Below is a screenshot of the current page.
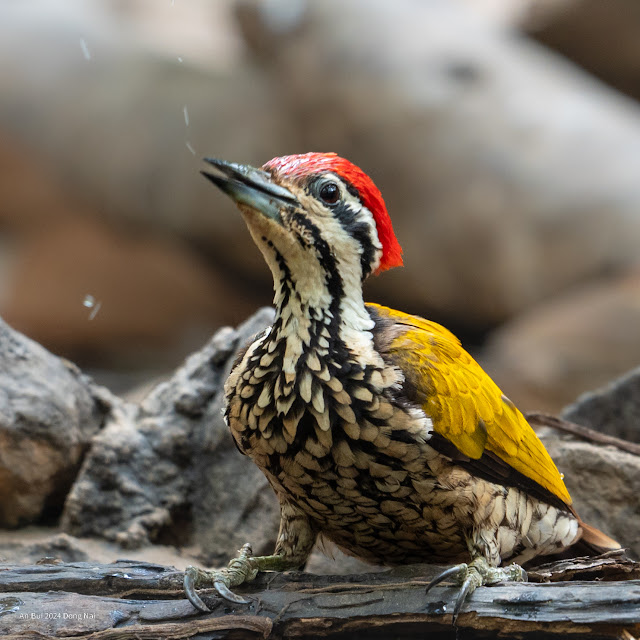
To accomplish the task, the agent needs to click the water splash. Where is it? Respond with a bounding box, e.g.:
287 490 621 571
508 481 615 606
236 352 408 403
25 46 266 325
0 597 23 616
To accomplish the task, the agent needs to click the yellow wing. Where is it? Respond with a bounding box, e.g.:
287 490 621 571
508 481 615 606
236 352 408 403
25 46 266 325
368 303 572 505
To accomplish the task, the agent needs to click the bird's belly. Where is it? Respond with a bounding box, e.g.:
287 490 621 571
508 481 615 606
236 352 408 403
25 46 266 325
261 449 579 567
263 451 476 565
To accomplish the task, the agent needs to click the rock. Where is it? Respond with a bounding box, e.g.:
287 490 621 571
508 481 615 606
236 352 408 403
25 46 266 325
236 0 640 327
0 526 194 569
0 532 89 565
482 268 640 413
525 0 640 102
0 316 108 527
535 363 640 559
541 435 640 559
562 367 640 443
61 307 280 561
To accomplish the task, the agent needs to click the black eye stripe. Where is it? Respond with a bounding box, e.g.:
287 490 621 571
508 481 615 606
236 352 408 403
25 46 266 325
332 202 377 280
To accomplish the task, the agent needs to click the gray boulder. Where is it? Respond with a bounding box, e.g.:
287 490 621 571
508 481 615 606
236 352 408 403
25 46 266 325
562 366 640 444
0 317 107 527
532 365 640 560
61 308 280 562
542 435 640 559
482 268 640 414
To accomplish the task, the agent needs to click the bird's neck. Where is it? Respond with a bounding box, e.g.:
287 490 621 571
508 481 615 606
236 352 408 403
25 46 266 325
268 269 381 374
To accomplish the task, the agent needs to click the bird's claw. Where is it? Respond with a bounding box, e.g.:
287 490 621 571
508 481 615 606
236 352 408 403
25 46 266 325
424 563 468 595
213 578 250 605
425 558 527 624
184 543 255 612
183 566 214 612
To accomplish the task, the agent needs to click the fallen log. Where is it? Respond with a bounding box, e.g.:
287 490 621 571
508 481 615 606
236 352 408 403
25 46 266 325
1 554 638 639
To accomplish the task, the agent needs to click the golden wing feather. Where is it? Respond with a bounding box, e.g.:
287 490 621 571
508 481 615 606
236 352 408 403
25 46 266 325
369 303 572 505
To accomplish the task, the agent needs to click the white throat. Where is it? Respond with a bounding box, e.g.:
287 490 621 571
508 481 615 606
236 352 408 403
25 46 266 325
269 254 382 375
242 203 385 373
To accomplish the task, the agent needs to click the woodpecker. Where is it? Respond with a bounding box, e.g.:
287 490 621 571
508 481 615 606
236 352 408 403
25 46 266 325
184 152 620 620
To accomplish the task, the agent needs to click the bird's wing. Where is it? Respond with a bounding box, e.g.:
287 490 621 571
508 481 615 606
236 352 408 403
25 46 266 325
367 303 572 506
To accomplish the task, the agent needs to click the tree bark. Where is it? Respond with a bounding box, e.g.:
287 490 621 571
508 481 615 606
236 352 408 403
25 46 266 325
1 554 639 639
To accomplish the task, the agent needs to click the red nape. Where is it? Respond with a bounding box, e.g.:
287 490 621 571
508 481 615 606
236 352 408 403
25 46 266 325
263 152 403 274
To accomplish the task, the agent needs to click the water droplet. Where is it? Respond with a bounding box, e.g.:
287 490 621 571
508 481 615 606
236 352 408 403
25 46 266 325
83 294 101 320
186 141 196 155
80 38 91 61
183 105 189 127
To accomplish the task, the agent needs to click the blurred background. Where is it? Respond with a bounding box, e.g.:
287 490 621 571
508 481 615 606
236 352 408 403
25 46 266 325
1 0 639 412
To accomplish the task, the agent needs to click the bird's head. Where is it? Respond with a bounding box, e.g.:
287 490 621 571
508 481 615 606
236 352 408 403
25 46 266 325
202 152 403 311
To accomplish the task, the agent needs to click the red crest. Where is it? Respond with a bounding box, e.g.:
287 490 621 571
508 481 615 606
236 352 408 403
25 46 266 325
263 153 403 274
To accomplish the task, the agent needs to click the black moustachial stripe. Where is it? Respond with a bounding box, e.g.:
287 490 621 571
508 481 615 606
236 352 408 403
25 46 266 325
289 211 344 310
306 175 378 280
332 200 377 280
266 211 351 376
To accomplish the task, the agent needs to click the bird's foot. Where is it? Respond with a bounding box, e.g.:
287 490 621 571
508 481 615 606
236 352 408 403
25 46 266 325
184 543 258 612
425 557 527 624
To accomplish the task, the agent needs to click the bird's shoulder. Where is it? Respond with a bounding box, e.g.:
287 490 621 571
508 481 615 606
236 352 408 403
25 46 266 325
366 302 572 506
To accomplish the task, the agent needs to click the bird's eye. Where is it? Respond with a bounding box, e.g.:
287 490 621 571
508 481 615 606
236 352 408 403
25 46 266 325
319 181 340 205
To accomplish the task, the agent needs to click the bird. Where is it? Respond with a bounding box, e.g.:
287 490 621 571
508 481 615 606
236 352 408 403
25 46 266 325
184 152 620 621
